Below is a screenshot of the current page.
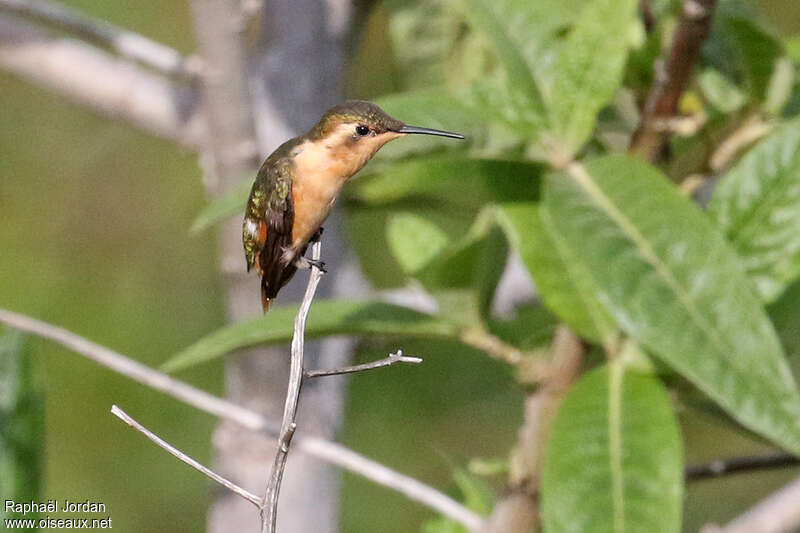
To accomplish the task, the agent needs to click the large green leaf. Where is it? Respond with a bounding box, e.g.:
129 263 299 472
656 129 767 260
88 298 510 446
385 0 456 90
546 0 639 161
387 213 451 274
376 90 486 159
722 16 783 101
461 0 546 121
546 155 800 453
709 117 800 302
161 300 458 373
541 361 683 533
497 203 616 344
353 158 542 205
345 201 479 289
415 211 510 323
350 157 541 291
387 210 510 325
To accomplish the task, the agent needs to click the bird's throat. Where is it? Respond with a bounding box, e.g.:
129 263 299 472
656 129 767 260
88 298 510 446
290 129 401 250
289 139 357 249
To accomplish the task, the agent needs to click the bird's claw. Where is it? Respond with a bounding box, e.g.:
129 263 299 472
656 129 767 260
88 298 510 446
307 259 327 273
295 256 327 273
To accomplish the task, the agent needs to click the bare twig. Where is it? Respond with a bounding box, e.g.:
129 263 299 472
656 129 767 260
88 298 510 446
709 115 773 171
0 309 266 430
0 0 202 78
0 15 206 150
304 349 422 378
686 452 800 482
0 308 484 531
701 474 800 533
263 240 324 532
300 435 482 531
111 405 261 507
630 0 718 161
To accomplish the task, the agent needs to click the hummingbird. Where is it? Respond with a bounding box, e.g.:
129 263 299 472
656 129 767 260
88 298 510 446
243 100 465 311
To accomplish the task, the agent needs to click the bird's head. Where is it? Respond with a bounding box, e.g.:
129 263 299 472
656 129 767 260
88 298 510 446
306 100 464 173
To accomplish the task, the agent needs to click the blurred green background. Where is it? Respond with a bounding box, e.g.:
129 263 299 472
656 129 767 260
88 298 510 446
1 1 799 531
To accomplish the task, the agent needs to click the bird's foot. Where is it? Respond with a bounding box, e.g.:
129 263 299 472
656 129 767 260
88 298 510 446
307 258 327 272
295 256 327 273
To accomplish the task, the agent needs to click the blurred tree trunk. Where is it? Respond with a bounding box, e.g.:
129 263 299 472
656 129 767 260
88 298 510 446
190 1 365 531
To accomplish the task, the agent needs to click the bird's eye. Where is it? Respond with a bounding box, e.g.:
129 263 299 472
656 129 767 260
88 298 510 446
355 125 370 136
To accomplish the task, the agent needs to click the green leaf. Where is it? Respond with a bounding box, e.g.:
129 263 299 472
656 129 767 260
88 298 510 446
414 211 510 323
190 180 250 234
453 468 495 515
353 158 542 205
385 0 455 90
546 155 800 453
764 58 795 116
787 36 800 62
723 16 783 101
385 209 510 325
487 302 559 351
705 11 783 104
709 117 800 302
541 361 683 533
348 158 541 290
421 466 494 533
496 203 617 344
161 300 457 373
422 517 466 533
376 90 485 159
387 213 451 274
346 202 478 289
768 278 800 369
546 0 639 161
698 69 747 113
0 329 43 522
472 225 509 320
461 0 546 121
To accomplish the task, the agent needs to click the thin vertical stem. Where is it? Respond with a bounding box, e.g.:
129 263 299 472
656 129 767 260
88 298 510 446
262 240 324 532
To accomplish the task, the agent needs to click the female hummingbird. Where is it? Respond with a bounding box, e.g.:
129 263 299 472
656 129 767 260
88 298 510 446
243 100 464 311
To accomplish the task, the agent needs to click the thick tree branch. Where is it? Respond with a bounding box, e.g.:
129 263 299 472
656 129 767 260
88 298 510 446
630 0 717 161
0 14 205 150
686 452 800 482
0 308 484 531
0 0 202 78
111 405 262 507
490 325 585 533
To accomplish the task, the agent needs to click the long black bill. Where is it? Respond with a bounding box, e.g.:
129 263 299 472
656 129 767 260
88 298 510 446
397 125 465 139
